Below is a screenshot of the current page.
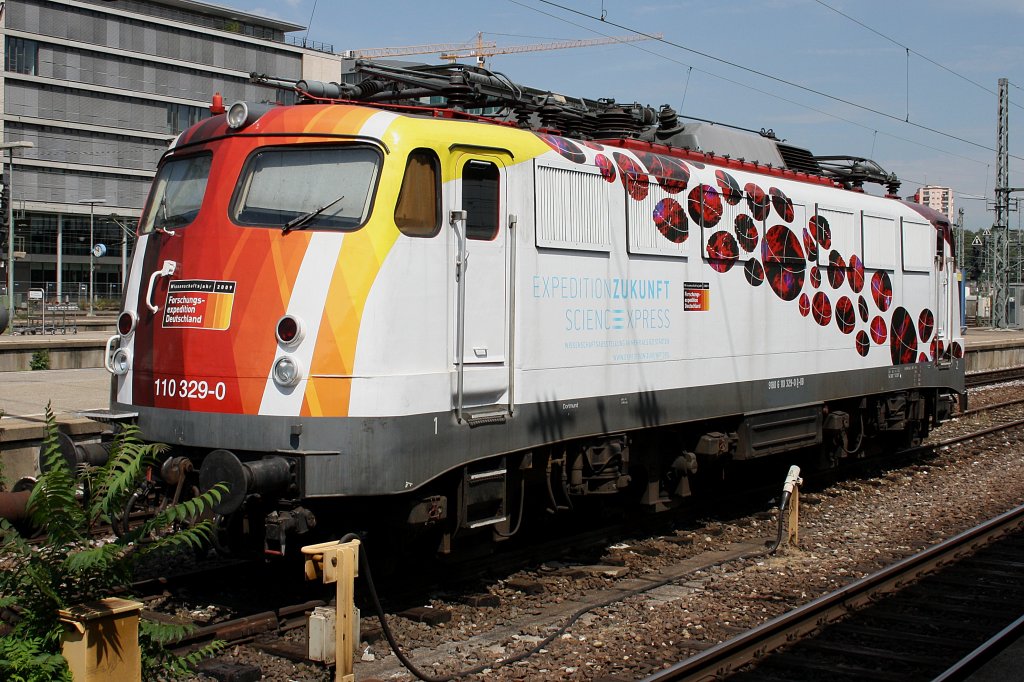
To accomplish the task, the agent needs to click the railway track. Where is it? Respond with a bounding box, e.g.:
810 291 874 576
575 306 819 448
148 409 1024 681
6 375 1022 679
641 503 1024 682
636 410 1024 682
965 364 1024 388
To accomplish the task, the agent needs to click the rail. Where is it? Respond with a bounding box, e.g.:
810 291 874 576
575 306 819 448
965 365 1024 387
642 503 1024 681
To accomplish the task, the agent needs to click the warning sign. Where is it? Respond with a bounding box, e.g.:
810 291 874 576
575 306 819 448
162 279 236 330
684 281 710 312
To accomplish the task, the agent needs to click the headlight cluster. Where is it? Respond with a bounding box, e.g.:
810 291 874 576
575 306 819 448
272 314 305 387
107 311 138 375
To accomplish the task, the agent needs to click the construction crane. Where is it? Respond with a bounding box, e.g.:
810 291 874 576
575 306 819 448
341 32 661 67
341 40 498 60
442 32 661 67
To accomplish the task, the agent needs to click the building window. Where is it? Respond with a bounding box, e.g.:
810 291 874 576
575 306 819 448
5 37 38 75
167 103 204 133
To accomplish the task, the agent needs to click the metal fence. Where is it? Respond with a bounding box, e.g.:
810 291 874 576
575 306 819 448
2 280 123 312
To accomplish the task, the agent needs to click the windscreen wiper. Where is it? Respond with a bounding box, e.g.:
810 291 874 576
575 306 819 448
281 194 345 235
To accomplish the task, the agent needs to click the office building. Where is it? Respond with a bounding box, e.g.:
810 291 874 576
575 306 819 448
2 0 341 307
915 185 954 219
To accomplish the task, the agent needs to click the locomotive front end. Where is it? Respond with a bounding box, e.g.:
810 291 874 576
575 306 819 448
106 102 393 551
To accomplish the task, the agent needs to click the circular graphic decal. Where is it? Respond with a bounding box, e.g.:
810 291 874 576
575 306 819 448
614 152 649 201
761 225 806 301
658 156 691 194
770 187 794 222
539 134 586 163
744 259 765 286
798 293 811 317
856 330 870 356
858 296 869 322
734 214 759 252
745 182 770 221
688 184 724 228
637 152 689 193
918 309 934 342
889 307 917 365
848 254 865 293
812 291 832 326
931 338 945 361
870 316 887 345
827 251 847 289
871 271 893 312
715 170 743 206
810 215 831 249
802 227 818 263
654 198 688 243
835 296 855 334
595 154 616 183
706 231 739 272
810 265 821 289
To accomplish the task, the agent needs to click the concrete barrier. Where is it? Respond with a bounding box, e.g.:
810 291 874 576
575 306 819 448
0 337 109 372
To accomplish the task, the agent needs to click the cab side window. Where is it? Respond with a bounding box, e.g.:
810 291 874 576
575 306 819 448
463 160 499 241
395 149 441 237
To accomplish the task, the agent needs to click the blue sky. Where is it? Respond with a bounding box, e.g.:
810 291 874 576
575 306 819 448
214 0 1023 232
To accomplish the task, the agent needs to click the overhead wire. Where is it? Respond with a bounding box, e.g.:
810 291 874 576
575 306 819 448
811 0 1023 111
505 0 1001 172
527 0 1024 163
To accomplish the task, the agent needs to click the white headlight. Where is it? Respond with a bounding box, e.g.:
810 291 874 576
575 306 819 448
111 348 132 375
272 355 302 387
226 102 249 129
226 101 271 130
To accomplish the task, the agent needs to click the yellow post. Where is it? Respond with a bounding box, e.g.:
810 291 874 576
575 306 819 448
58 597 143 682
301 538 360 682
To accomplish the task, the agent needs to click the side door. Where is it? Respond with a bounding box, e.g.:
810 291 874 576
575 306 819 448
451 152 511 415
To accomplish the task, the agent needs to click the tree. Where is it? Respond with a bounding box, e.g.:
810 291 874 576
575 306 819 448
961 229 985 283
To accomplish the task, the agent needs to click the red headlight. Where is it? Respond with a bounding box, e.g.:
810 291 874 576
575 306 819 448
117 311 137 336
275 315 304 346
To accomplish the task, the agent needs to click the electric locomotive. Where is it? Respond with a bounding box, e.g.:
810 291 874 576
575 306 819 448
100 61 964 554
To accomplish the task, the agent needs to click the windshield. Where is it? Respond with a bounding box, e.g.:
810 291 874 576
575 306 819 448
231 146 381 231
139 153 212 234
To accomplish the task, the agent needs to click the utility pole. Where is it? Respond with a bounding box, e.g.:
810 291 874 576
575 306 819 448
992 78 1010 327
993 78 1024 327
956 208 964 267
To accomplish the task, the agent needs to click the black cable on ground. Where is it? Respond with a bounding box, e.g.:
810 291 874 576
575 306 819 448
767 493 789 554
353 526 776 681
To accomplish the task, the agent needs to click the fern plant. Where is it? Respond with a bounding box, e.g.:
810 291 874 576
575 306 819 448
0 406 228 680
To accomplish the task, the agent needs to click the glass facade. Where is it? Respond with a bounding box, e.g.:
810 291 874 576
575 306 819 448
10 211 131 303
5 36 37 75
1 0 313 310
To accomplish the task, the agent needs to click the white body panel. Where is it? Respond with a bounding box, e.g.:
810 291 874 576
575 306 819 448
346 138 962 417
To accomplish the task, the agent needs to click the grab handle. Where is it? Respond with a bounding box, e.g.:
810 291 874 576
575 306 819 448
104 334 119 373
145 260 178 313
